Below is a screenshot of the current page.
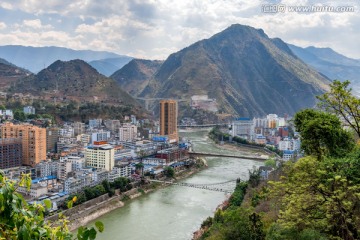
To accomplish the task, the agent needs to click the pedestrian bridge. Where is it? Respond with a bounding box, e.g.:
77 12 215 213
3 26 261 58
149 179 238 193
188 151 269 161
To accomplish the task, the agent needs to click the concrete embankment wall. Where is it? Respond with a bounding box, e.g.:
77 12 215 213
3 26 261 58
47 188 139 231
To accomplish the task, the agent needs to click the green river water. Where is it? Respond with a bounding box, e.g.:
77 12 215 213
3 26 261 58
89 129 264 240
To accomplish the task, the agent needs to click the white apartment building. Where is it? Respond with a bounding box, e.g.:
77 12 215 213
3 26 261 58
68 156 85 171
85 143 115 171
231 118 254 141
91 131 111 144
89 119 102 129
35 161 58 178
278 138 301 151
58 157 72 180
17 183 48 198
77 134 91 145
58 127 75 138
24 106 36 114
73 122 85 136
119 124 137 142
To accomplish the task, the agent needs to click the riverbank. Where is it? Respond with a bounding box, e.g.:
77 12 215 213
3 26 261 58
47 158 208 232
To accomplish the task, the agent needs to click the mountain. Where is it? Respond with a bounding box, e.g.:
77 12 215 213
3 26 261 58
0 58 32 90
139 24 329 117
288 44 360 90
88 57 133 77
111 59 164 96
0 45 130 73
10 59 139 106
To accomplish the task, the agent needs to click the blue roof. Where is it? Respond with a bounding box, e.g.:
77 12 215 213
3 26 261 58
32 175 56 183
283 150 295 154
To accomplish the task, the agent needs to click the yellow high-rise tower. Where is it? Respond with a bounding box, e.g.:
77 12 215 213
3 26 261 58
0 122 46 167
159 99 178 143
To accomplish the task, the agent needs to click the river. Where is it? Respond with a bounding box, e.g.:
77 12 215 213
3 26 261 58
89 129 264 240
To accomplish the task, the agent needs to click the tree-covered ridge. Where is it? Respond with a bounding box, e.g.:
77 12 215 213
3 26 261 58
199 80 360 239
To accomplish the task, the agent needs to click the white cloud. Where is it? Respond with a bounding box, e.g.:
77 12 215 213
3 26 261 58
23 19 53 29
0 22 7 30
0 0 359 59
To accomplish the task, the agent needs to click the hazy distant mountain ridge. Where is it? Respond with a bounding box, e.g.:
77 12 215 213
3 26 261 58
10 59 138 106
139 24 329 117
288 44 360 88
0 45 131 73
111 59 164 96
89 57 133 76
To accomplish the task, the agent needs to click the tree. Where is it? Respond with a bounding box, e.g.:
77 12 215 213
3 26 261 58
14 110 26 121
269 156 360 239
135 162 144 176
0 172 104 239
317 80 360 137
163 166 175 178
294 109 354 159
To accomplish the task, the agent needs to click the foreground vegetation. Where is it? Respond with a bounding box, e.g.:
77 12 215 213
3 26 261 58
200 80 360 239
0 173 104 239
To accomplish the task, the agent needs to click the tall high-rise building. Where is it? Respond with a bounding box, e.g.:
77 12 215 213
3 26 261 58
0 123 46 167
159 100 178 143
0 138 22 169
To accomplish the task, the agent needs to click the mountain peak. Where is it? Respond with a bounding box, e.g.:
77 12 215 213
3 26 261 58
138 24 329 117
10 59 139 106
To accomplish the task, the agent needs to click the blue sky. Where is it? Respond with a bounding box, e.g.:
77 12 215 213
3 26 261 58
0 0 359 59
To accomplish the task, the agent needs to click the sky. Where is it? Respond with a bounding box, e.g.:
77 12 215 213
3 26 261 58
0 0 359 60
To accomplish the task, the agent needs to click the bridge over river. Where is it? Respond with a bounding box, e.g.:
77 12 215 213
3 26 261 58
188 151 269 161
149 179 238 193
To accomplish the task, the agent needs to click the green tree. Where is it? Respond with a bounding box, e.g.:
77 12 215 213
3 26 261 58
269 155 360 239
135 162 144 176
14 109 26 121
0 172 103 239
317 80 360 137
163 166 175 178
294 109 354 159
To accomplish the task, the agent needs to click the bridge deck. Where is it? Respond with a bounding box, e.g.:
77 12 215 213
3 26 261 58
149 179 236 193
188 151 268 160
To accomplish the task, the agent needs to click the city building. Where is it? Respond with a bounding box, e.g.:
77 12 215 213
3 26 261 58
119 124 137 142
255 134 266 145
46 127 59 153
58 157 72 180
283 150 295 161
73 122 85 136
159 99 178 143
91 130 111 144
23 106 36 115
58 126 74 138
85 142 115 171
231 118 254 141
35 160 58 178
17 183 48 199
131 115 137 125
190 95 218 112
89 119 102 129
0 138 22 169
104 120 121 132
0 123 47 167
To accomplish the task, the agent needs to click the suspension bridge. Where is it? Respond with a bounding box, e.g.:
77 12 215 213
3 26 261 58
188 151 269 161
149 179 238 193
